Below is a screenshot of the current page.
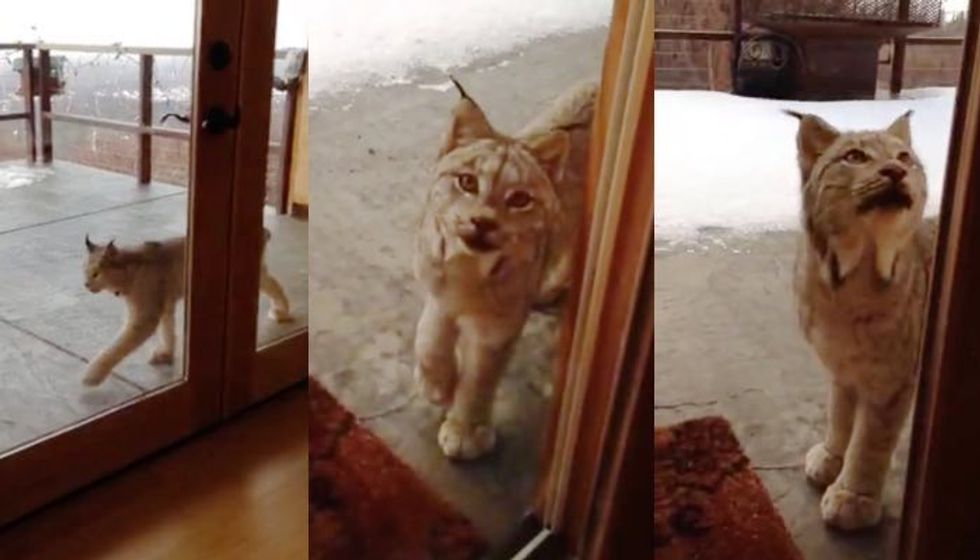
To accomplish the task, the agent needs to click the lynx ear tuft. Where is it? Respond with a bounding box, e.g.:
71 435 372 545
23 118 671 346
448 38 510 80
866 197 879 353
449 75 471 101
105 240 118 257
886 110 914 144
439 79 497 158
85 234 96 253
787 111 840 184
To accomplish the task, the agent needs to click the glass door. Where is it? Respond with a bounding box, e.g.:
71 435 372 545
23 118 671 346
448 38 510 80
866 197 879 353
0 0 270 525
223 0 308 414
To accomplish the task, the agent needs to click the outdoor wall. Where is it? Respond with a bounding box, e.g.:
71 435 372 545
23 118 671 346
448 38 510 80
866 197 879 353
655 0 966 92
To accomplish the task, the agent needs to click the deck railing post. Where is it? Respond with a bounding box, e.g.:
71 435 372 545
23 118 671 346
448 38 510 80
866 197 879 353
891 0 912 96
21 47 36 163
276 50 307 215
37 49 53 163
139 54 154 184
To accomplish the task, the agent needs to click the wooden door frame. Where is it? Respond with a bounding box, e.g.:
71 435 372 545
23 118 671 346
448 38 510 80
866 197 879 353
221 0 307 416
512 0 654 557
0 0 254 527
899 0 980 556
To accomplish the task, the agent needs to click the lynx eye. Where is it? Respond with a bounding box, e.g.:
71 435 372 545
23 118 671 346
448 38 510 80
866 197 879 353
897 151 914 165
454 173 478 195
505 190 533 210
844 149 869 164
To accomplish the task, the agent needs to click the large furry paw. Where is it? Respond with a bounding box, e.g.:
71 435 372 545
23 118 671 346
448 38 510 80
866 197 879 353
805 443 843 488
149 350 174 365
414 363 454 406
269 307 294 323
438 417 496 460
821 483 883 530
82 365 111 386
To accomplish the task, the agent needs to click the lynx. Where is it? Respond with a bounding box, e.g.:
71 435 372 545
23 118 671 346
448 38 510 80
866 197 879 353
788 110 935 530
413 79 595 459
82 228 293 386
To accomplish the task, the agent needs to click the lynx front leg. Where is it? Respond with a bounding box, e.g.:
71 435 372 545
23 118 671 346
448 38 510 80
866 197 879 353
438 317 519 460
821 385 914 530
260 264 293 323
806 382 857 488
413 299 458 405
150 306 176 365
83 315 159 386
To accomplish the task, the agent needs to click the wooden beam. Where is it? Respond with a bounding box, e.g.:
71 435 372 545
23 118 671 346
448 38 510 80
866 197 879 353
37 50 52 163
654 29 734 41
890 0 912 96
44 112 190 141
21 48 36 163
907 36 964 46
0 113 30 122
139 54 154 184
275 51 307 214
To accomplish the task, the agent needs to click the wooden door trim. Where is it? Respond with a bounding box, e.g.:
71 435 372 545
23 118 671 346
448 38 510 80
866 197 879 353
535 0 653 556
222 0 308 416
899 0 980 556
0 0 246 527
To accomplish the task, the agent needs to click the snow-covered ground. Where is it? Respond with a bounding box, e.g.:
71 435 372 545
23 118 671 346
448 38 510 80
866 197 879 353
307 0 613 93
655 88 957 240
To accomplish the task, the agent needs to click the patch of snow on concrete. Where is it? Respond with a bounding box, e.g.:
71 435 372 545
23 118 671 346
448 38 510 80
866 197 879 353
0 164 54 190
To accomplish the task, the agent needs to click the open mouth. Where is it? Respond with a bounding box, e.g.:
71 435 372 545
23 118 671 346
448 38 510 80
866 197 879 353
857 183 913 214
460 234 499 253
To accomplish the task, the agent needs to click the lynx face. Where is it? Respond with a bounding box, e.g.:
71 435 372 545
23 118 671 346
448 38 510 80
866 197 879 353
430 138 562 256
83 236 128 295
789 110 926 285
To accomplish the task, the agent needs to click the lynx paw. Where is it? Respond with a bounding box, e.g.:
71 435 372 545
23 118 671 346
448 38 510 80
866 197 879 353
269 307 294 323
805 443 843 488
414 363 454 406
438 417 496 460
149 350 174 365
82 365 110 386
820 483 883 530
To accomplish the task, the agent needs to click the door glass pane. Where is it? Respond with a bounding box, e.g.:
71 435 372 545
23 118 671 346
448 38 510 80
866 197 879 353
309 1 612 553
654 6 964 557
0 1 197 454
257 0 308 349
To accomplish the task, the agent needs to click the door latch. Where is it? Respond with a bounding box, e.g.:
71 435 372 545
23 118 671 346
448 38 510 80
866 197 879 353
200 106 240 134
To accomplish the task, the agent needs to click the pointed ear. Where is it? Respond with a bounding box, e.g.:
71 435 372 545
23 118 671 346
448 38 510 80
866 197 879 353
85 234 96 253
524 129 571 184
438 77 496 157
105 240 118 257
886 110 913 144
784 110 840 183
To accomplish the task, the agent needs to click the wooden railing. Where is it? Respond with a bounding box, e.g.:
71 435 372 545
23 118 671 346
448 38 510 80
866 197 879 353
0 42 305 213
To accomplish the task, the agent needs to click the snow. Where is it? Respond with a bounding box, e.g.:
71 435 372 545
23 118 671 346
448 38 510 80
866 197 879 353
654 88 957 240
0 164 53 190
307 0 613 94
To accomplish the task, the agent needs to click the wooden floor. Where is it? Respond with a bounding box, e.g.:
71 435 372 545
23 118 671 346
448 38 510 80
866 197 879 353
0 385 308 560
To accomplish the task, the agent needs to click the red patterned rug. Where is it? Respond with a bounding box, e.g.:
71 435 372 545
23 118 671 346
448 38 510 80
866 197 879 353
309 379 487 560
655 416 802 560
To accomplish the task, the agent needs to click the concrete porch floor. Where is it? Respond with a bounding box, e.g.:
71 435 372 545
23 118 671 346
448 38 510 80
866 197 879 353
0 160 307 455
655 230 912 560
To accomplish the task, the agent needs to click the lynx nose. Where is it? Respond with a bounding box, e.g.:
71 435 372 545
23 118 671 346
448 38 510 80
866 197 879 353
879 163 907 183
470 216 499 233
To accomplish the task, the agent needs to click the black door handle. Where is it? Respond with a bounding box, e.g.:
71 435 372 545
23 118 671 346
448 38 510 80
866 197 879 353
200 106 240 134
